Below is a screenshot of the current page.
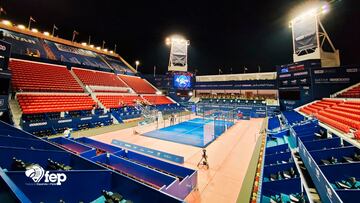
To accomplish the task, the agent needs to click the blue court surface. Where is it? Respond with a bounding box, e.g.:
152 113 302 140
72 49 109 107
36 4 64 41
142 118 234 147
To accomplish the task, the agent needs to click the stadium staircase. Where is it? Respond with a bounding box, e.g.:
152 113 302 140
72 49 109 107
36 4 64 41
188 96 200 103
69 69 123 124
69 69 89 92
8 98 22 128
135 103 157 124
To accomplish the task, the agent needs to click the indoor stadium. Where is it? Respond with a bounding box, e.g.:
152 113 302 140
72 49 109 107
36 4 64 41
0 0 359 203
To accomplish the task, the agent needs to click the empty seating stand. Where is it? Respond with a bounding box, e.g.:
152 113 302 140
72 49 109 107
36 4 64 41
337 84 360 98
10 59 83 92
118 75 157 94
17 94 96 114
97 95 144 109
143 95 174 105
73 68 129 93
300 99 360 133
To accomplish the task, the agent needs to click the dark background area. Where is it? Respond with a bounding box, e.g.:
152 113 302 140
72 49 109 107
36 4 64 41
2 0 359 75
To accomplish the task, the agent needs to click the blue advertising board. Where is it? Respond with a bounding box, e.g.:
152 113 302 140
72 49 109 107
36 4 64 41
111 139 184 164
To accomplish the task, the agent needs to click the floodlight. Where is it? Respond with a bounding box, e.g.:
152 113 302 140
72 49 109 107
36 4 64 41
43 32 50 36
165 37 171 45
188 92 193 96
17 24 26 30
81 42 87 46
96 46 101 50
290 3 330 24
103 49 108 52
89 45 94 48
109 50 114 54
31 28 38 33
321 4 329 14
166 35 190 46
1 20 11 26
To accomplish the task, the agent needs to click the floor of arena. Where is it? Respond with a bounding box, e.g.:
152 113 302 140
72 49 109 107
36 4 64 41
92 115 265 202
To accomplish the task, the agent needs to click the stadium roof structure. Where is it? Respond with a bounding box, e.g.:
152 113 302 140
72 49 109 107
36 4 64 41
0 22 136 73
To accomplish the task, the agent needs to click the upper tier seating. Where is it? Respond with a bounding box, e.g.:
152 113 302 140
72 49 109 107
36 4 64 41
337 84 360 98
73 68 128 89
118 75 156 94
10 59 83 92
143 95 174 105
17 94 95 114
300 99 360 133
96 95 144 109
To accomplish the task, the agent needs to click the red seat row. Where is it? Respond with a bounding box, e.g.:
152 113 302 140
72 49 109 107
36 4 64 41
322 98 343 104
338 103 360 110
332 106 360 115
143 95 174 105
96 95 145 108
118 75 157 94
10 59 83 92
310 104 326 111
300 106 318 114
315 114 350 133
73 68 128 88
299 107 315 115
300 98 360 132
324 108 360 121
17 94 95 114
91 89 129 93
337 84 360 98
318 111 360 130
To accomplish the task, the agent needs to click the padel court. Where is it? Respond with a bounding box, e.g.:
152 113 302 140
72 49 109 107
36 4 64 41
142 118 234 147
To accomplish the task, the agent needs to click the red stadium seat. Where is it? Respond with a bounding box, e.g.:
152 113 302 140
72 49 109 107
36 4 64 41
332 106 360 115
300 99 360 132
324 109 360 121
17 94 95 114
315 114 350 133
317 111 360 130
118 75 157 94
10 59 83 92
338 103 360 110
143 95 174 105
355 131 360 140
96 95 145 108
299 107 314 115
337 84 360 98
73 68 128 88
